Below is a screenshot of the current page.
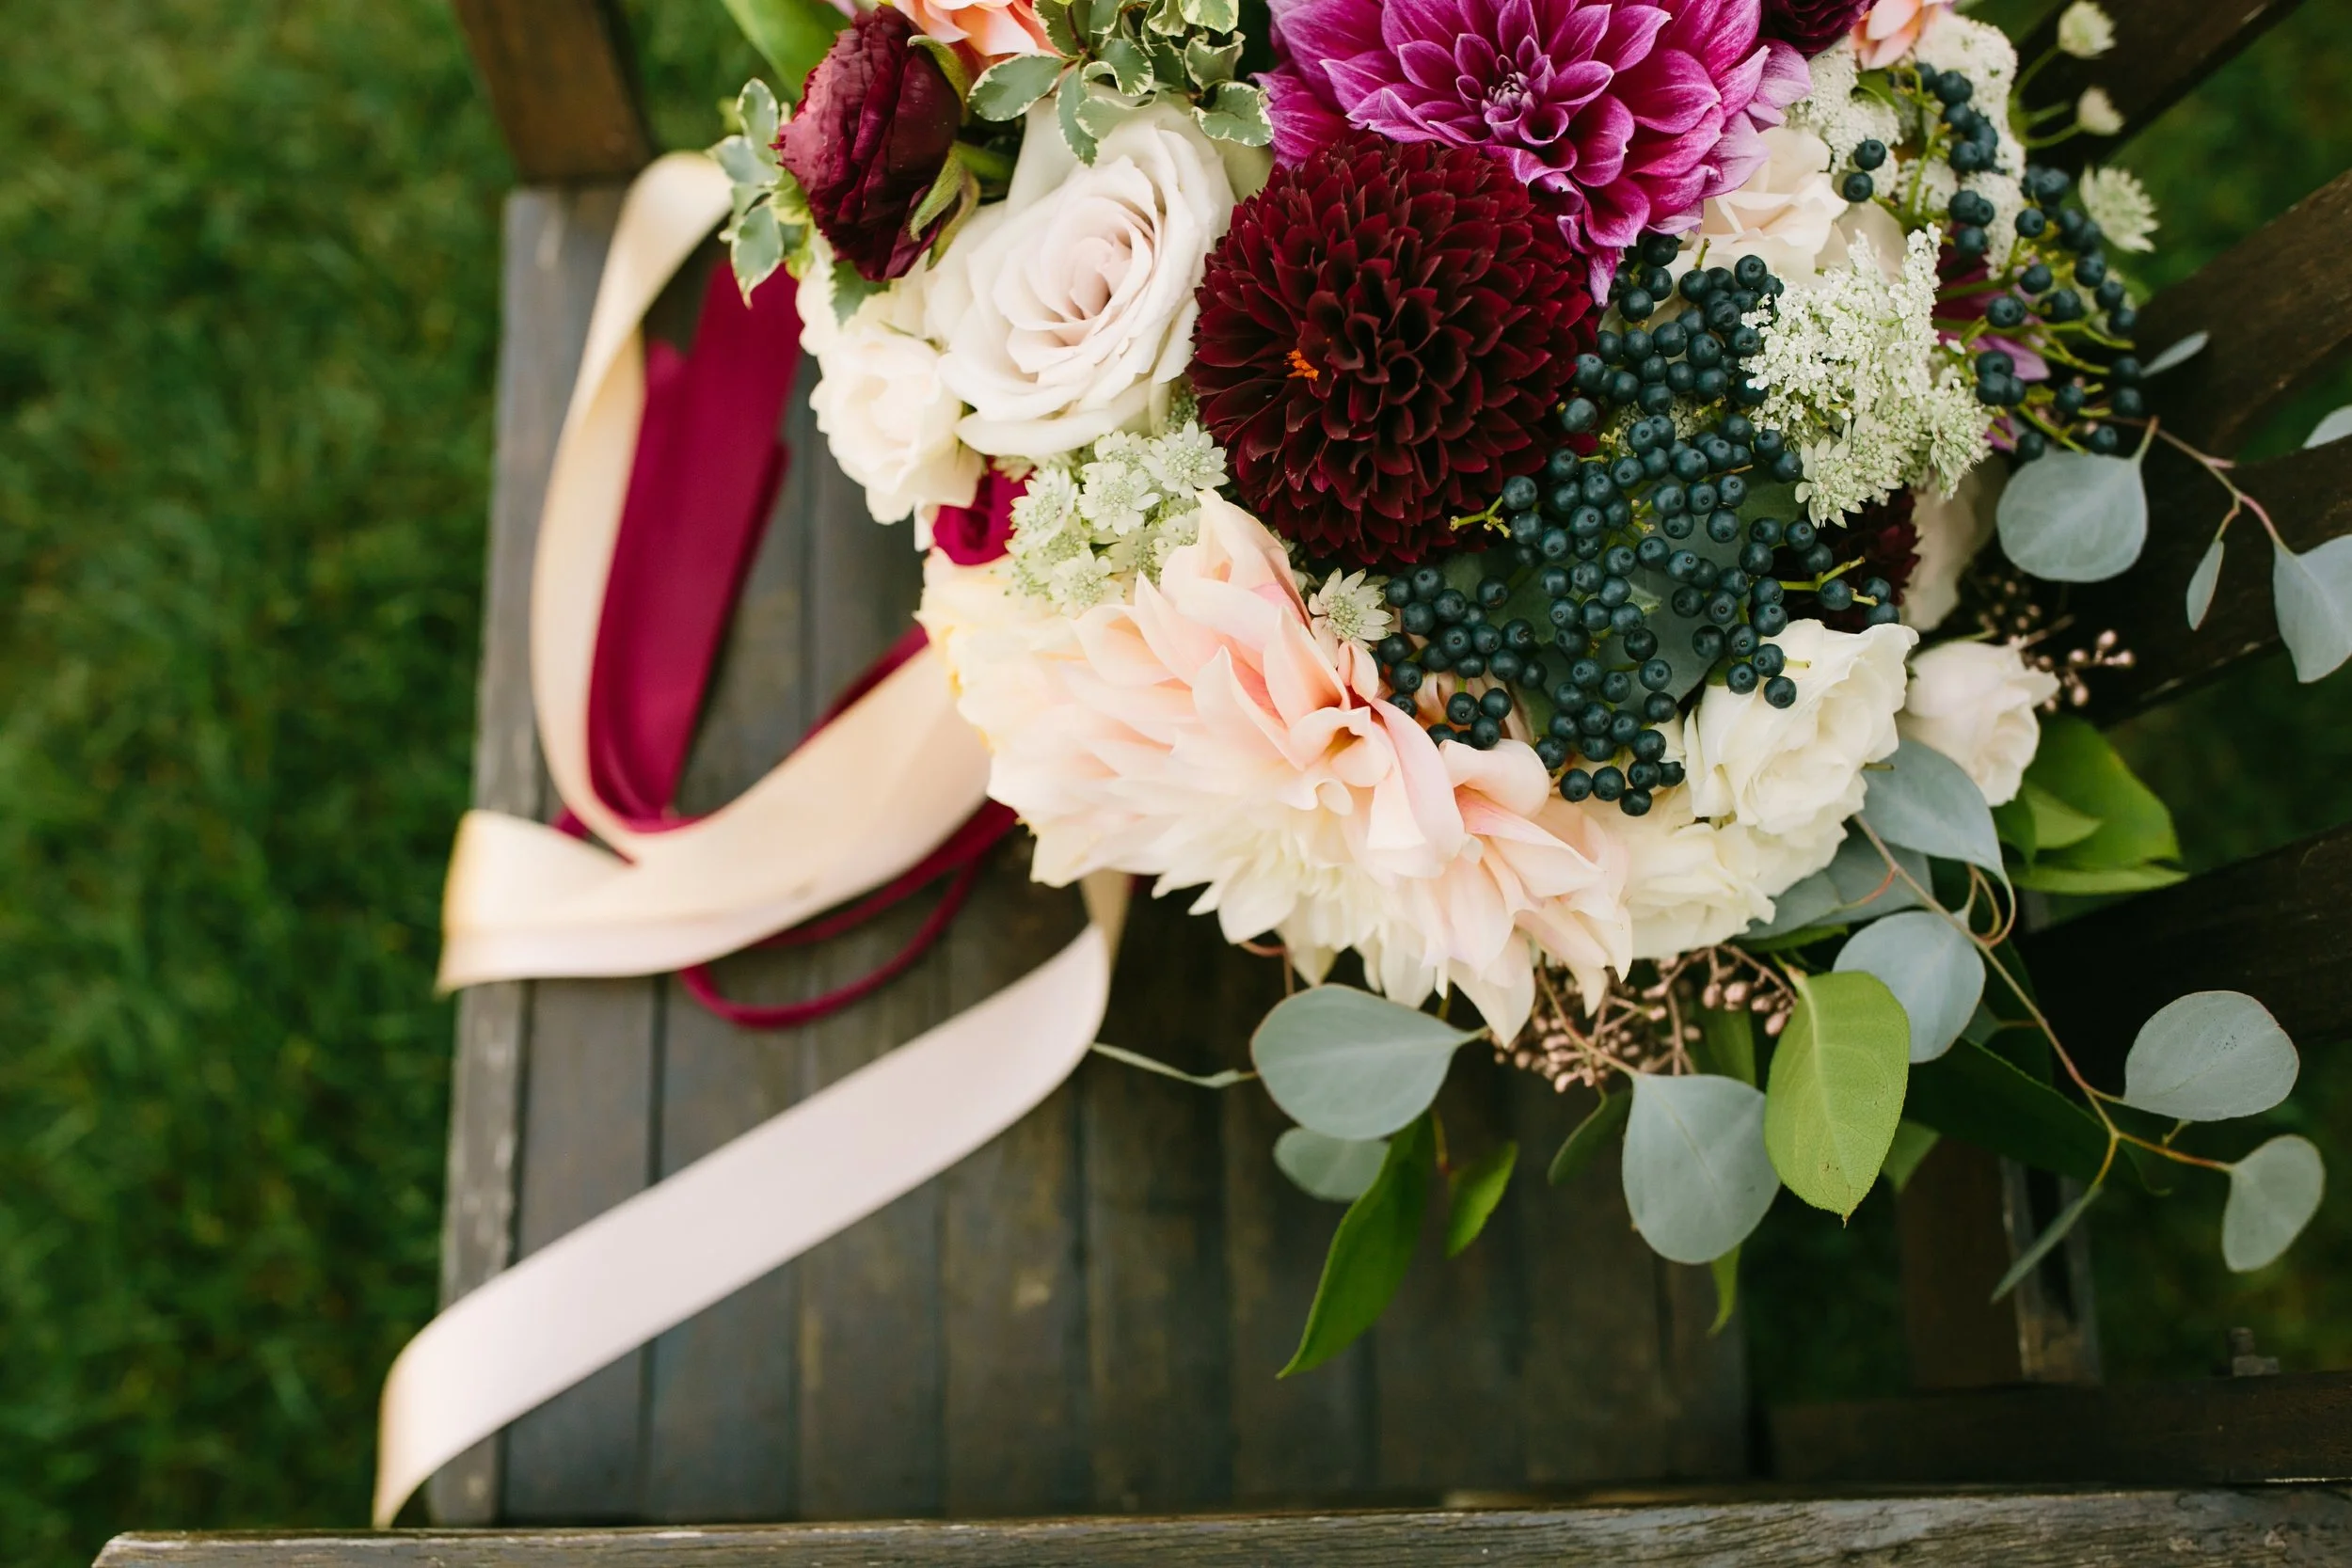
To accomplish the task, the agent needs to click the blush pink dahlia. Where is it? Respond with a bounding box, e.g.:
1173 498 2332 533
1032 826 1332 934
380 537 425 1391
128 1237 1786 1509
1264 0 1811 267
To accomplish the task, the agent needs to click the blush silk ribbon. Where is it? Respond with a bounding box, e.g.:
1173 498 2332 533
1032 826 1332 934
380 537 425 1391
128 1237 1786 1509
376 153 1123 1527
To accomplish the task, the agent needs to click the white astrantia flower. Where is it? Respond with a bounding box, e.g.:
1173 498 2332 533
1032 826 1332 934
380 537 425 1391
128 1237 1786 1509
1306 569 1395 651
1743 226 1994 522
1144 420 1227 493
1785 40 1902 173
2077 166 2159 253
1899 641 2061 806
2057 0 2116 58
2076 87 2124 137
1001 420 1232 615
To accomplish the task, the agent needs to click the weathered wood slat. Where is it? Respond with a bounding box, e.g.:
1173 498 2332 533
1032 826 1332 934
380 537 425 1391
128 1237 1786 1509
2074 437 2352 722
2024 822 2352 1078
450 0 653 182
1770 1371 2352 1487
2016 0 2306 177
97 1488 2352 1566
2133 168 2352 456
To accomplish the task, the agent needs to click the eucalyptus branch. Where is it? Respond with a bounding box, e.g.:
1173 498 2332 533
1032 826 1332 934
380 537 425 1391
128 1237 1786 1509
2126 418 2283 552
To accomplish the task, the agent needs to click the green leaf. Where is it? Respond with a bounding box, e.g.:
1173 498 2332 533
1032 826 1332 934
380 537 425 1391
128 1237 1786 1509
736 78 782 150
1692 1006 1756 1086
1037 0 1086 55
1184 35 1245 86
1179 0 1241 28
1194 81 1272 146
1097 34 1152 94
1623 1073 1778 1264
1992 1182 2100 1301
1074 87 1133 142
1145 0 1191 33
1905 1039 2106 1182
1250 986 1480 1140
971 52 1067 120
827 258 882 326
1089 1040 1252 1090
1764 971 1912 1216
2222 1134 2326 1272
1273 1127 1389 1203
1995 449 2148 582
1861 740 2005 879
1057 67 1099 161
2010 861 2186 895
712 134 778 191
1708 1247 1740 1336
720 0 851 101
1444 1142 1518 1258
1834 910 1983 1064
2141 330 2208 375
1881 1119 1940 1193
1281 1114 1435 1374
726 202 786 298
1085 0 1126 37
2271 532 2352 683
1547 1087 1629 1186
2023 716 2179 871
1998 780 2102 858
2121 991 2297 1122
906 152 972 241
2187 535 2224 629
908 35 973 101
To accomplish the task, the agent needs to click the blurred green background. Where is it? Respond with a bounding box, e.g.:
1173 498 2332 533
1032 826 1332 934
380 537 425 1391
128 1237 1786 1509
0 1 2346 1563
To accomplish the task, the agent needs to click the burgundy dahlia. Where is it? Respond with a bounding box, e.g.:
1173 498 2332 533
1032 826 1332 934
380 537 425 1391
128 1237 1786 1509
1762 0 1872 54
1191 135 1594 566
773 8 963 284
1263 0 1811 271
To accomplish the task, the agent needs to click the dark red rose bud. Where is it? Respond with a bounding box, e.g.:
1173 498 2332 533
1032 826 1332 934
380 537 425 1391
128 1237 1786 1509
932 470 1023 565
774 8 963 284
1764 0 1874 55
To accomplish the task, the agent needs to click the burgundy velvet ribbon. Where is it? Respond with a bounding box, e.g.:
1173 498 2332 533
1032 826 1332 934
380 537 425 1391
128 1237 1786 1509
565 262 1013 1028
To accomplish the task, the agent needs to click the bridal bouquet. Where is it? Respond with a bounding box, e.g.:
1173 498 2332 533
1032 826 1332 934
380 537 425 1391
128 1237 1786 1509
710 0 2337 1368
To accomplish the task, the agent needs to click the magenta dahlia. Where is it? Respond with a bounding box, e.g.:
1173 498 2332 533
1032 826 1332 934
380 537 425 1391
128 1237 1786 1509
1263 0 1811 270
1190 135 1594 566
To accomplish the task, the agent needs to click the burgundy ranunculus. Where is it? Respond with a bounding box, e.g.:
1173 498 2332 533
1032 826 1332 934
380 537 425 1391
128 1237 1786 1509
1191 135 1594 566
932 469 1023 564
774 8 963 284
1762 0 1872 54
1780 490 1919 630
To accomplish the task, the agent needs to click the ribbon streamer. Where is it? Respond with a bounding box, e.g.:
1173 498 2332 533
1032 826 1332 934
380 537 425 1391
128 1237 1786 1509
381 155 1121 1524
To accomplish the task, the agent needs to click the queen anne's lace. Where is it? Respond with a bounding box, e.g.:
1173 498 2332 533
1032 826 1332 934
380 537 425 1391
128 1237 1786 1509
1742 226 1992 522
1003 421 1225 615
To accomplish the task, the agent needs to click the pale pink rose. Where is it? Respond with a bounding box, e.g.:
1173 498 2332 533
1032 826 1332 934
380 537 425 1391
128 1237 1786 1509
917 492 1632 1032
888 0 1054 63
1851 0 1953 68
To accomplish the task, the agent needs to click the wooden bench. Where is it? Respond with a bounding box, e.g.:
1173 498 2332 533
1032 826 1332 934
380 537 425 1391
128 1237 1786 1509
99 0 2352 1560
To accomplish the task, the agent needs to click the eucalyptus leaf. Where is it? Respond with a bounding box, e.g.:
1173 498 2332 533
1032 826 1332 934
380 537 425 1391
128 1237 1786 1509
1765 971 1911 1215
2271 532 2352 683
1995 450 2148 582
1992 1182 2099 1302
1273 1127 1389 1203
2222 1134 2326 1272
1250 986 1479 1140
1282 1115 1435 1374
1622 1073 1779 1265
1881 1119 1940 1193
2304 405 2352 449
1708 1247 1740 1336
2140 329 2209 376
1548 1087 1629 1186
1089 1040 1252 1089
1824 834 1931 916
726 202 786 297
2121 991 2297 1122
1057 66 1099 161
1861 739 2005 879
1835 911 1983 1063
1739 869 1841 942
1444 1142 1518 1258
720 0 850 99
2186 536 2224 629
971 52 1067 120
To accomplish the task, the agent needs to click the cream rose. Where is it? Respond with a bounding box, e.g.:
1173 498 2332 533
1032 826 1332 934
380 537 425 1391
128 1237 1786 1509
1898 641 2059 806
1903 460 2001 631
1680 127 1849 281
1684 619 1917 838
805 261 981 525
930 103 1240 457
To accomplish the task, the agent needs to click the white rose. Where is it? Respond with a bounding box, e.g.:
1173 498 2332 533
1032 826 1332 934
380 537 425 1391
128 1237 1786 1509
1903 460 2001 631
1679 127 1849 281
1610 791 1846 961
930 102 1237 457
806 261 982 525
1684 619 1916 838
1898 641 2059 806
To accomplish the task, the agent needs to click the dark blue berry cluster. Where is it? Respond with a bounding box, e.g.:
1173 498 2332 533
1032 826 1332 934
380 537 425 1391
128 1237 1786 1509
1917 66 2002 180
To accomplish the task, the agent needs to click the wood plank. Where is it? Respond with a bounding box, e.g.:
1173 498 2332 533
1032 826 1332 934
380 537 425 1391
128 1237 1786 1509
2023 821 2352 1079
1079 896 1256 1511
1770 1371 2352 1487
2132 169 2352 455
2073 438 2352 722
97 1487 2352 1566
2015 0 2306 177
1897 1142 2026 1390
449 0 653 182
430 185 626 1526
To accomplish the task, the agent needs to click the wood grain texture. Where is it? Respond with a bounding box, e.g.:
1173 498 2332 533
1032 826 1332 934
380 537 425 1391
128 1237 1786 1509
2074 438 2352 722
430 186 626 1526
1770 1372 2352 1486
2016 0 2306 177
97 1488 2352 1567
2131 169 2352 455
1897 1142 2026 1390
2024 822 2352 1080
450 0 653 182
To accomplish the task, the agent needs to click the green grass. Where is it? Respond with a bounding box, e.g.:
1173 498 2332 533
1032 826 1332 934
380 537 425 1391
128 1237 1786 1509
1 2 2348 1563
